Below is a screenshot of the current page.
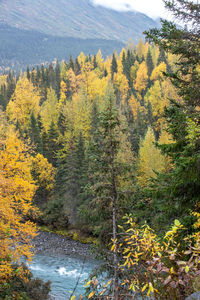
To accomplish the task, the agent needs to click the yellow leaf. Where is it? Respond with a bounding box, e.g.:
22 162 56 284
142 284 148 292
149 282 154 292
185 265 190 273
83 280 91 287
88 291 95 298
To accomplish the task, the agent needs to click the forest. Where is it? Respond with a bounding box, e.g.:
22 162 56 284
0 0 200 299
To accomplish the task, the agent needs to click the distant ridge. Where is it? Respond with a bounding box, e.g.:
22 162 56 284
0 0 158 43
0 24 124 71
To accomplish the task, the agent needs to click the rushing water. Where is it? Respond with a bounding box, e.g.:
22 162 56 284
29 252 98 300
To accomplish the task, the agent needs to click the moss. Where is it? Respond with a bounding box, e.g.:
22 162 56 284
37 225 98 245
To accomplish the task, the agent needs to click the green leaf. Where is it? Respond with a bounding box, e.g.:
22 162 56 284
174 219 181 226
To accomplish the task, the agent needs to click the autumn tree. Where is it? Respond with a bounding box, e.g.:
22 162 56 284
40 88 59 132
7 77 40 131
31 153 56 205
111 53 118 80
0 130 37 283
137 127 169 187
145 0 200 225
134 61 148 100
86 84 135 299
146 47 154 77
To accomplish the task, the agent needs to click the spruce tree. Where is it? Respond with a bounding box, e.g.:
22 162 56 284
111 53 118 80
74 58 81 75
146 47 154 77
86 85 134 298
55 133 86 225
69 55 74 70
45 121 59 166
26 66 30 80
48 63 56 90
36 66 41 85
145 0 200 226
29 113 43 153
93 55 98 69
55 60 60 99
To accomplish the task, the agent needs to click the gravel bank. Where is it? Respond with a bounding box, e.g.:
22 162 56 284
32 231 92 258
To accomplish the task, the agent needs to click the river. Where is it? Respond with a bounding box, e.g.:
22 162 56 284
30 231 98 299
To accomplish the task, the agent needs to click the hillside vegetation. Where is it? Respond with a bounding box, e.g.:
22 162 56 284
0 24 124 71
0 0 199 299
0 0 158 42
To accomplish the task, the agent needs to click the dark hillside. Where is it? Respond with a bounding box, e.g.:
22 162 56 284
0 24 124 71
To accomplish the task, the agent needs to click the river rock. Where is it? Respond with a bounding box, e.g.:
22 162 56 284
185 292 200 300
32 231 92 258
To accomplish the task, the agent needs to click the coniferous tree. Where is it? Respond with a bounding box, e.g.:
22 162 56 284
45 121 59 166
111 53 118 80
157 47 167 66
36 66 41 85
55 133 87 225
48 63 56 90
146 47 154 77
31 67 36 86
55 61 60 99
93 55 98 69
145 0 200 226
122 51 126 74
104 68 108 77
74 58 81 75
29 113 43 153
26 66 30 80
69 55 74 70
86 85 134 298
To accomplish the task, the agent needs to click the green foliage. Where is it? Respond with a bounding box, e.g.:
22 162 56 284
0 264 50 300
88 215 200 299
143 0 200 228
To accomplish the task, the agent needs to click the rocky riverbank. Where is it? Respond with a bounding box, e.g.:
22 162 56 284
32 231 93 258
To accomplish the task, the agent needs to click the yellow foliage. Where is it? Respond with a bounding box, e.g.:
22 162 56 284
136 38 145 59
134 61 148 93
40 88 59 131
96 49 104 70
151 45 160 66
60 60 68 81
86 71 108 102
107 216 200 299
137 127 169 187
72 90 92 139
144 42 150 57
145 80 172 130
77 52 86 67
130 61 139 83
129 95 146 119
66 68 79 94
31 153 56 192
59 80 67 107
104 56 112 77
113 72 129 106
0 75 7 87
150 62 167 81
0 131 37 283
146 81 164 116
0 107 8 140
7 77 40 129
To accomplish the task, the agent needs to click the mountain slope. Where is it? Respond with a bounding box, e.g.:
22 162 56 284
0 0 158 43
0 24 124 71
